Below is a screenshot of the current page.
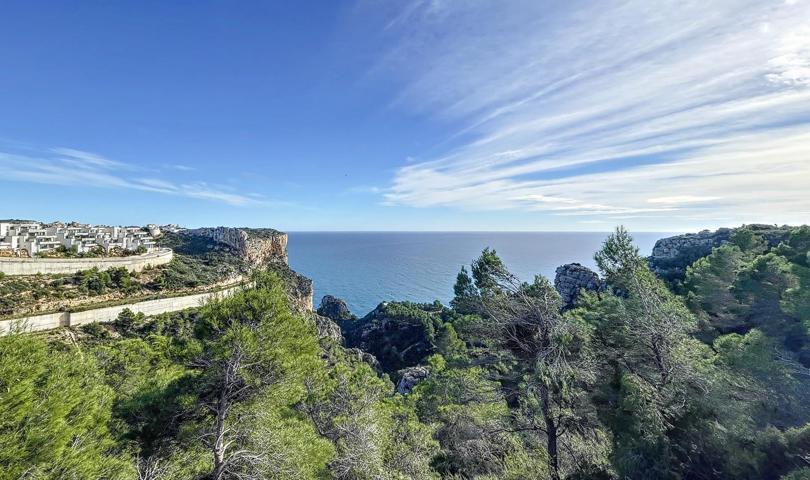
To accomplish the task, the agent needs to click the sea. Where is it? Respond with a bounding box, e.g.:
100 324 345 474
287 232 672 317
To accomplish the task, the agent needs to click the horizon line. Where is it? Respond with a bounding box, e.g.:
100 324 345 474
282 229 686 234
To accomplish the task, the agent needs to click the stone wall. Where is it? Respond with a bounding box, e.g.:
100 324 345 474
0 284 241 335
0 248 173 276
186 227 288 266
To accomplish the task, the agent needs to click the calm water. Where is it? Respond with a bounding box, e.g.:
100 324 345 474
288 232 670 316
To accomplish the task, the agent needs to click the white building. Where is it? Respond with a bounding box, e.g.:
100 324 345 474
0 221 158 257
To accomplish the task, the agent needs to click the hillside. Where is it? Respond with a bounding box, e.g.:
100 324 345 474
0 227 311 319
1 225 808 479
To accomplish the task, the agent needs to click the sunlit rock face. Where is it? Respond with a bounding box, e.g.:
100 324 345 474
185 226 313 311
310 313 343 343
554 263 605 309
187 227 288 266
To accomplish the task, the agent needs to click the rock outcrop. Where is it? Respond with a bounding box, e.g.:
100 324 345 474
186 226 314 310
267 262 314 312
182 227 314 311
345 347 382 373
310 313 343 343
554 263 605 309
186 227 288 266
341 301 441 373
649 225 791 281
317 295 354 322
396 366 430 395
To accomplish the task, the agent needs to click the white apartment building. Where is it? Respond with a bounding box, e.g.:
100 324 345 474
0 222 157 257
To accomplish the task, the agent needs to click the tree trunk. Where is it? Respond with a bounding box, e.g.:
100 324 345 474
540 384 560 480
211 353 239 480
211 388 228 480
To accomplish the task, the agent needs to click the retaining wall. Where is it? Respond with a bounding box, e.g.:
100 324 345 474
0 284 241 335
0 248 173 275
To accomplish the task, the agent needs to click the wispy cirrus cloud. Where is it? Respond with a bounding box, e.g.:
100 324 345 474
345 185 382 195
0 146 267 207
374 0 810 228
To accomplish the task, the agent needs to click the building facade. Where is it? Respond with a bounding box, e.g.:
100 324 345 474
0 222 158 257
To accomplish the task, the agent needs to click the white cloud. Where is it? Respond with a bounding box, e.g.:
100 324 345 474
767 26 810 87
52 147 130 170
169 164 196 171
647 196 722 205
0 147 266 207
372 0 810 229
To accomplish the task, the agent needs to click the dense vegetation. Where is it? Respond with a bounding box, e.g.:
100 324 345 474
0 233 246 317
155 232 247 290
0 226 808 479
39 244 148 258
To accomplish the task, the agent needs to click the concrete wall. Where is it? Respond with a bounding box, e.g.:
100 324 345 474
0 248 173 275
0 284 241 335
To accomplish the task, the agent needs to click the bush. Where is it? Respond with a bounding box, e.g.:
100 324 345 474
81 321 112 339
113 308 146 336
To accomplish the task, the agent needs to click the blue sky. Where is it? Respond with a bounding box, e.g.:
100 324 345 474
1 1 809 231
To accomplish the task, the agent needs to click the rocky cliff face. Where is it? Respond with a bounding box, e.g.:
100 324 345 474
649 225 791 281
187 227 288 266
554 263 605 309
309 312 343 343
186 227 313 311
272 264 313 312
341 301 441 373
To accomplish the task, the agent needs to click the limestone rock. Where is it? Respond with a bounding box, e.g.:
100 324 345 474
554 263 605 309
310 313 343 343
345 347 381 373
341 301 442 373
396 366 430 395
317 295 354 322
185 227 313 311
274 265 313 312
649 225 791 281
186 227 288 266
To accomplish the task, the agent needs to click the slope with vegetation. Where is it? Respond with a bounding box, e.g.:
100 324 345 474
0 229 311 319
0 225 808 479
0 232 246 318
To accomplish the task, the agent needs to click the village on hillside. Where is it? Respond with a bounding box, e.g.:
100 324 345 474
0 221 181 257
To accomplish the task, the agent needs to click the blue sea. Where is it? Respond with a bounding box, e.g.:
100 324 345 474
288 232 670 317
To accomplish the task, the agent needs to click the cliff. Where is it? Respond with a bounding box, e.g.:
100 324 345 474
186 227 313 311
340 301 448 373
186 227 288 266
649 224 792 281
268 262 314 312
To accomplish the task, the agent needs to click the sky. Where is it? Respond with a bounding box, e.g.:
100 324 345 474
1 0 809 232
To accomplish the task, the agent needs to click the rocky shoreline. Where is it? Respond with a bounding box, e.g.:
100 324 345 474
314 224 802 392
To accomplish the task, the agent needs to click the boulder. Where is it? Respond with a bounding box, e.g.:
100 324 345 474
554 263 605 309
317 295 354 322
396 366 430 395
